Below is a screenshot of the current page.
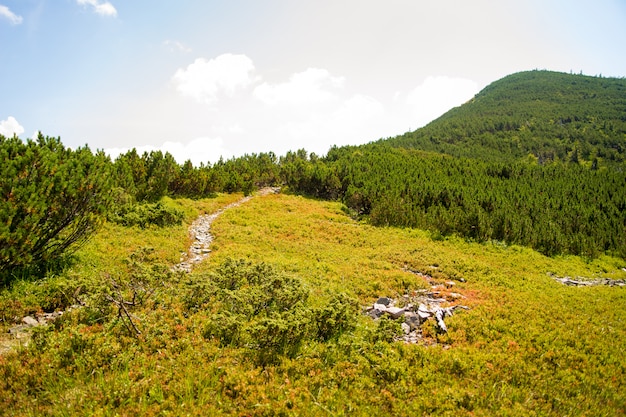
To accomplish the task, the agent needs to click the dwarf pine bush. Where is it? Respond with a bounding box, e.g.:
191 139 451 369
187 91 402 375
0 134 113 279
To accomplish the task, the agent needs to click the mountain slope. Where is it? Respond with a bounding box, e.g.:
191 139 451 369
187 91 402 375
385 70 626 164
1 192 625 415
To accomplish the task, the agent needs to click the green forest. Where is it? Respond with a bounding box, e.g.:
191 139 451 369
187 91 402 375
1 70 626 415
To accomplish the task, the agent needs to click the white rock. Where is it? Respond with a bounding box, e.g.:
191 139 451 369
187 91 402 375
384 307 406 319
22 316 39 326
373 303 387 312
417 310 431 320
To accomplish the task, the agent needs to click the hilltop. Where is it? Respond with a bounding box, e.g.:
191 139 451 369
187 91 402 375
385 70 626 165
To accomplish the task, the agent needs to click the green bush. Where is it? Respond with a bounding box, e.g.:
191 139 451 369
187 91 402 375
107 201 184 228
191 259 356 365
0 134 113 278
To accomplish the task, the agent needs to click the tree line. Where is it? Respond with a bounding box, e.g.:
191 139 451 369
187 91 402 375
2 71 625 277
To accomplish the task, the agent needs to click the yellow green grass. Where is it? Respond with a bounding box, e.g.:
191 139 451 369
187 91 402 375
1 192 625 416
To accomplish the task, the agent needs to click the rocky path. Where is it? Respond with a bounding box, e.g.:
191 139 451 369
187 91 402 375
549 272 626 287
1 188 280 355
172 187 280 273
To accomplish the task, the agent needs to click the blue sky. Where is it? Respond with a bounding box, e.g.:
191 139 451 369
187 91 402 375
1 0 625 164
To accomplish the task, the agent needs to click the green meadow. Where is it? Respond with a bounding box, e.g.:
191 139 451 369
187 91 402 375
1 191 624 416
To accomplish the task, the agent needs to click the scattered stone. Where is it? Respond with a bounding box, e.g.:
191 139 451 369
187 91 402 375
365 290 469 344
549 273 626 288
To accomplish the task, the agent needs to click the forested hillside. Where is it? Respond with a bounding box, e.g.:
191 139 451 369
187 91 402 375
386 70 626 165
285 71 626 258
291 144 626 258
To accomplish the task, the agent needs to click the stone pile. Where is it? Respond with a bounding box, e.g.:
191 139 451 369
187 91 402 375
365 293 469 344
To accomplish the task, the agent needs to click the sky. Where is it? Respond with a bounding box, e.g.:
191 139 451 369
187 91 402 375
1 0 625 165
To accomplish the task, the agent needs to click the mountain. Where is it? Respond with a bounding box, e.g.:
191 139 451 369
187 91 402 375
384 70 626 165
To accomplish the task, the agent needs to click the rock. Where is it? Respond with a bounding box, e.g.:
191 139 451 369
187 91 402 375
368 309 382 319
373 303 388 312
417 310 431 320
9 325 29 335
434 309 447 332
376 297 392 306
401 323 411 334
384 307 406 319
404 312 422 330
22 316 39 327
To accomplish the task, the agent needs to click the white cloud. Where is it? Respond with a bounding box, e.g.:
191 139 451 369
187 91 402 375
105 137 233 166
406 76 479 127
0 116 25 137
76 0 117 17
0 5 23 25
172 54 257 105
254 68 344 106
211 124 245 135
163 40 192 54
334 94 385 127
253 93 387 156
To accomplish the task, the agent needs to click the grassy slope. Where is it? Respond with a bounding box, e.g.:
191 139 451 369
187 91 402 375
1 192 625 415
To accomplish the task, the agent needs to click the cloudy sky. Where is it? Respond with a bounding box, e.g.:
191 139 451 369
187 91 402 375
1 1 625 164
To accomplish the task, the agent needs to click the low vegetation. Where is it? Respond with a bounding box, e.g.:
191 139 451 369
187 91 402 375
1 192 625 415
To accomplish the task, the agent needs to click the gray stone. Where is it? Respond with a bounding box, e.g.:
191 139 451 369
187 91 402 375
22 316 39 326
401 322 411 334
376 297 392 306
404 312 422 331
384 307 406 319
417 310 431 320
434 309 447 332
368 309 382 319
